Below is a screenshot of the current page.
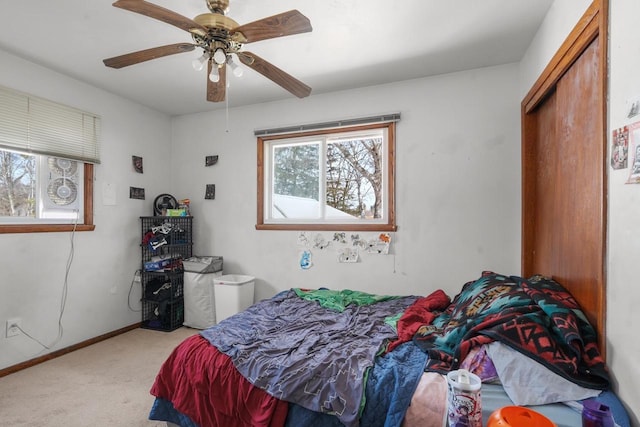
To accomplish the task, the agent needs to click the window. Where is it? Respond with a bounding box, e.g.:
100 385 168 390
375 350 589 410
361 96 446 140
0 149 94 233
257 121 397 231
0 85 99 233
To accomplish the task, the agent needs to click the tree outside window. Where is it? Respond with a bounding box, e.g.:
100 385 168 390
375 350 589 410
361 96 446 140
0 150 36 218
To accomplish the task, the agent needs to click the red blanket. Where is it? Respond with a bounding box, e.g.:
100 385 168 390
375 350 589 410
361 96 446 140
150 334 289 427
386 289 450 353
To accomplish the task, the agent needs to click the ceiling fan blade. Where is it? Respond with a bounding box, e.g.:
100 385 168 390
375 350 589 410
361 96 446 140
238 52 311 99
232 10 312 43
207 61 226 102
112 0 207 35
103 43 196 69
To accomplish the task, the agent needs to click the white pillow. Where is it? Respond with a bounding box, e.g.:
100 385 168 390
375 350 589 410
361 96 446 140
486 341 601 405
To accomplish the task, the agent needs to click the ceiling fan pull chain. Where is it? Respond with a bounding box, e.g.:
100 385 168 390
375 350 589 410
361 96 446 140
225 78 230 133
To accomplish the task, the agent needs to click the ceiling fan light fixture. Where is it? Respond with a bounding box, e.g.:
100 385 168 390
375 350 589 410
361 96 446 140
105 1 313 102
228 54 244 77
213 48 227 65
192 52 208 71
209 63 220 82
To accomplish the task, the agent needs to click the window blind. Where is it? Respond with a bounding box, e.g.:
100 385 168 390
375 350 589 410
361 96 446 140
254 113 401 137
0 85 101 164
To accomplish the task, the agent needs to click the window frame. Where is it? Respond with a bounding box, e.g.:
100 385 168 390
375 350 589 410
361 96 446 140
0 162 94 234
256 122 397 231
0 85 99 234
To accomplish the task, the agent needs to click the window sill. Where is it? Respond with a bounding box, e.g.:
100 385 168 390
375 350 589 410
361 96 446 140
255 223 397 232
0 224 95 234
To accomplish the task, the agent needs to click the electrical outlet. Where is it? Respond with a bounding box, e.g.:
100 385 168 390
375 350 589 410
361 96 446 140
6 318 21 338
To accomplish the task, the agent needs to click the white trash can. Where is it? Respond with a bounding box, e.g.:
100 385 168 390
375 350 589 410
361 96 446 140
214 274 255 323
182 256 223 329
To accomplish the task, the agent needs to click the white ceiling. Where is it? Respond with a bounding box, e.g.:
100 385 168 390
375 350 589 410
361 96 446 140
0 0 554 116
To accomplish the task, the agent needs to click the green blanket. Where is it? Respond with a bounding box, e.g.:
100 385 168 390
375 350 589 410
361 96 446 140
294 288 400 312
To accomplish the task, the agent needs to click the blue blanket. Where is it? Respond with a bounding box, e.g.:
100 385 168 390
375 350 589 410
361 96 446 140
285 341 428 427
201 289 418 427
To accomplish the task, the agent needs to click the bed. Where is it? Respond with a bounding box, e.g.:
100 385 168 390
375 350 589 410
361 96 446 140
147 4 620 425
146 271 630 427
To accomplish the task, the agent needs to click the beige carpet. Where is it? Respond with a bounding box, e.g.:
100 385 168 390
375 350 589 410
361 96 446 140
0 326 197 427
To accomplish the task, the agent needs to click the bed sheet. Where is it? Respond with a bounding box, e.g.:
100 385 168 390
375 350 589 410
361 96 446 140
150 337 429 427
151 383 631 427
200 289 419 427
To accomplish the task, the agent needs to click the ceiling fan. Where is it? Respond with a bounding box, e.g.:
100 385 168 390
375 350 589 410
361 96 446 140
103 0 312 102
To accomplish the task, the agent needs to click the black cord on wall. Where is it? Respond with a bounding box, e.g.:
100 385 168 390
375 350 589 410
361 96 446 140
18 211 78 351
128 269 142 312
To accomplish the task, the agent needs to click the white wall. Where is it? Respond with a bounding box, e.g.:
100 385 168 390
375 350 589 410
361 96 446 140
518 0 592 97
0 50 174 370
519 0 639 422
607 0 640 422
170 63 522 302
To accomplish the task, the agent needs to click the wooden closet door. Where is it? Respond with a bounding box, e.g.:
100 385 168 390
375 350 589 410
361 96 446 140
521 2 607 354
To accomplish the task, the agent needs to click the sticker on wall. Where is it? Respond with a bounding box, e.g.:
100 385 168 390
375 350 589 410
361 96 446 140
300 250 313 270
627 95 640 119
338 248 359 263
129 186 145 200
132 155 143 173
314 234 330 250
205 184 216 199
366 233 391 254
333 232 347 244
205 155 219 166
297 232 310 247
351 234 366 248
611 126 629 170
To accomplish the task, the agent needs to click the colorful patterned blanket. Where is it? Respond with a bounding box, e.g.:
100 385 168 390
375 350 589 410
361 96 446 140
412 272 609 389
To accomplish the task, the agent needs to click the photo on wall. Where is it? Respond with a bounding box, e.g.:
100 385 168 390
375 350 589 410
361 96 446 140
205 155 219 166
130 186 145 200
626 121 640 184
205 184 216 200
132 155 143 173
611 126 628 170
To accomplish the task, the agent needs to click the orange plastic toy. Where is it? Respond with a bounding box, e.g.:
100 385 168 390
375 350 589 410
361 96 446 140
487 406 557 427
